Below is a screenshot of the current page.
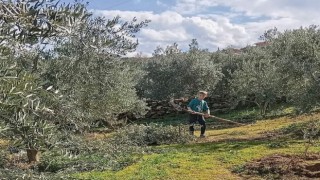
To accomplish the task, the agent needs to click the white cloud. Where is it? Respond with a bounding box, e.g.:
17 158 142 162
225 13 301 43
94 10 250 56
93 0 320 56
140 28 190 42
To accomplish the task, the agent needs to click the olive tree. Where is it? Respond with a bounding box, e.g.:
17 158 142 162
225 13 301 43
46 16 150 128
141 40 223 99
0 59 61 162
230 48 286 116
0 0 90 162
268 25 320 112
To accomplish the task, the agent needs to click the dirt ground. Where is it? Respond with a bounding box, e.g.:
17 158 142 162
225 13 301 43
242 153 320 179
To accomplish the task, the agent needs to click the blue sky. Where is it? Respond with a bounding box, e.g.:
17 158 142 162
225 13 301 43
60 0 320 56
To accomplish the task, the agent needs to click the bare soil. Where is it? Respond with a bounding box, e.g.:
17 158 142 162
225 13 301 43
242 154 320 179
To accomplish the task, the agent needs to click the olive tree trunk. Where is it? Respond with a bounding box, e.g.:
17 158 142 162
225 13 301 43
27 149 40 163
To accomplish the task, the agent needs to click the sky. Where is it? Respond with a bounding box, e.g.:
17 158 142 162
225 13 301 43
61 0 320 56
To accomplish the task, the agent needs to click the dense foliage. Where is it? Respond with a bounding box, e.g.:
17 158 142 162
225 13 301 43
139 40 223 99
138 26 320 115
0 0 149 163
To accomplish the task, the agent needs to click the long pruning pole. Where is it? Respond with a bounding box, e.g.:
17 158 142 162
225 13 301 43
170 100 245 126
188 110 245 126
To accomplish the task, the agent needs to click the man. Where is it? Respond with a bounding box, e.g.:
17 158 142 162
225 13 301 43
187 91 210 138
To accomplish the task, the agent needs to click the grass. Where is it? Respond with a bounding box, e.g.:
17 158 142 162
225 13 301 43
75 112 320 180
76 141 319 180
201 112 320 142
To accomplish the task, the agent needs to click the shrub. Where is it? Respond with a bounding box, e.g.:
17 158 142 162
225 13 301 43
279 119 320 157
36 131 153 173
302 120 320 157
112 123 193 146
280 120 320 139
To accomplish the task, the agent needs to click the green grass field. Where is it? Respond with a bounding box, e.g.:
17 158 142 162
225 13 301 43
74 112 320 180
